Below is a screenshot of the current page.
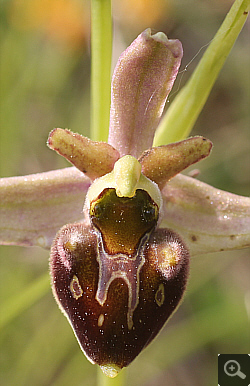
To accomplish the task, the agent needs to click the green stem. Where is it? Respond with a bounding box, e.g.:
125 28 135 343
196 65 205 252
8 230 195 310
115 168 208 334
97 367 126 386
90 0 112 142
153 0 250 145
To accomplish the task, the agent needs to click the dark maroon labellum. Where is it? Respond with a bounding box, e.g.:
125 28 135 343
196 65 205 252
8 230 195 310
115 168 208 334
50 187 189 377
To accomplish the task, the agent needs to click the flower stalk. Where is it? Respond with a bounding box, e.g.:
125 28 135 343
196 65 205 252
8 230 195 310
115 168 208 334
91 0 112 142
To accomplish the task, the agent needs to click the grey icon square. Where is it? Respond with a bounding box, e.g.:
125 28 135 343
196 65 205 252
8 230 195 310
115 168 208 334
218 354 250 386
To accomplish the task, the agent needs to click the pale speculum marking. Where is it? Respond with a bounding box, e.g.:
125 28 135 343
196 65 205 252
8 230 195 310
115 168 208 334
95 232 148 330
98 313 105 327
155 283 165 307
70 275 83 299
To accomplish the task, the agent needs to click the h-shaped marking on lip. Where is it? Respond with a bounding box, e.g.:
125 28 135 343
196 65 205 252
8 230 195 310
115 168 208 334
95 232 148 330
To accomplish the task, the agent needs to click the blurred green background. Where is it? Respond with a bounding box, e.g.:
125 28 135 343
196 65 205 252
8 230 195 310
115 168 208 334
0 0 249 385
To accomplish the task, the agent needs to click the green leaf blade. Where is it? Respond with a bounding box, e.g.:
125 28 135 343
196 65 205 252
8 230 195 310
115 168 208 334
153 0 250 145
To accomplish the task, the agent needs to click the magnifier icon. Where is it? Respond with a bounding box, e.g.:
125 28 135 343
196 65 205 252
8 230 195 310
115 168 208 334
224 360 246 379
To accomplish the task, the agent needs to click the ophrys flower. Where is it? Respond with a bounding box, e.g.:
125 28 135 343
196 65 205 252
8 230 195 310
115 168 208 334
47 29 212 377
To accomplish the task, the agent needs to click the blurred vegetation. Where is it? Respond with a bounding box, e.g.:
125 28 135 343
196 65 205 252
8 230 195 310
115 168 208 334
0 0 249 385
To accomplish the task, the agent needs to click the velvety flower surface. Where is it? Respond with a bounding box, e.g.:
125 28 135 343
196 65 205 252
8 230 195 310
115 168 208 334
1 28 250 378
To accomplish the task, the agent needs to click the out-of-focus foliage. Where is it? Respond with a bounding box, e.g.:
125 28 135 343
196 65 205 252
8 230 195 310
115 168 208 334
9 0 90 50
0 0 249 385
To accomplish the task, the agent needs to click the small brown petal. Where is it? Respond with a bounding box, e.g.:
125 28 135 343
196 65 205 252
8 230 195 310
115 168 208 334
108 28 183 158
139 136 212 189
48 128 120 180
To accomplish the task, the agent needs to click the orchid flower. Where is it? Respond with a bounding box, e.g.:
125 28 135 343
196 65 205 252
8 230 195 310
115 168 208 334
1 0 250 381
